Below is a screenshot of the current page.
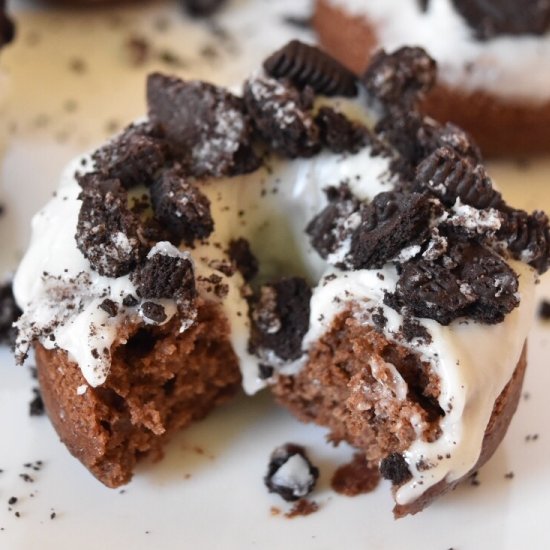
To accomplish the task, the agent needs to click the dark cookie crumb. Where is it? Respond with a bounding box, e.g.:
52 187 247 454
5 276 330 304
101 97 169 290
29 388 45 417
132 249 196 316
147 73 260 177
401 316 432 344
363 47 436 107
141 301 167 324
92 122 169 189
0 281 21 347
451 0 550 40
99 299 118 317
264 443 319 502
385 240 519 325
122 294 139 307
263 40 357 97
75 175 146 277
249 277 311 363
415 146 502 209
379 453 412 485
228 238 258 281
180 0 226 17
538 300 550 320
243 75 321 159
150 167 214 246
315 107 370 154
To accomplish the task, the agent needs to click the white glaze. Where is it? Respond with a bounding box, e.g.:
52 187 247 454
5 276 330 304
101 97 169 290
325 0 550 103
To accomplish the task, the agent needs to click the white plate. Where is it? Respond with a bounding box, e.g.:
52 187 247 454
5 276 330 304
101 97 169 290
1 2 550 548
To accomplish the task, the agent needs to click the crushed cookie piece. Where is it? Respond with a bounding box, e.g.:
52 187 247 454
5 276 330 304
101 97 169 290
150 167 213 245
75 175 146 277
264 444 319 502
29 388 45 417
147 73 260 177
379 453 412 485
363 47 436 107
228 238 258 281
263 40 357 97
243 75 320 158
249 277 311 362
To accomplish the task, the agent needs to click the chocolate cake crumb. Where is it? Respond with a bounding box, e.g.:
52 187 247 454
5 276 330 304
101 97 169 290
132 250 196 315
249 277 311 362
75 175 146 277
141 302 167 324
147 73 259 177
315 107 369 154
331 453 381 496
92 122 168 189
99 299 118 317
180 0 226 17
0 281 21 347
363 47 436 107
264 444 319 502
150 167 214 245
263 40 357 97
451 0 550 40
243 75 321 159
379 453 412 485
539 300 550 320
284 499 319 518
228 238 258 281
29 388 45 417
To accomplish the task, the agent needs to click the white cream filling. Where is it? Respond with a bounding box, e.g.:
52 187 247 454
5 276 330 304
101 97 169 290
325 0 550 103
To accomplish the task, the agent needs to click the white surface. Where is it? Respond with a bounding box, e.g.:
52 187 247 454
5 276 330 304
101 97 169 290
1 1 550 549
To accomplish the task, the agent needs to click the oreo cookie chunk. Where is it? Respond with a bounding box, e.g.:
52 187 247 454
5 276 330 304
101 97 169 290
308 189 433 270
385 240 519 325
315 107 371 154
415 147 503 210
132 245 196 318
264 444 319 502
92 122 169 189
363 47 437 108
150 166 214 246
227 238 258 282
379 453 412 486
0 281 21 347
147 73 260 177
180 0 226 17
263 40 358 97
450 0 550 40
249 277 311 364
0 0 15 49
497 208 550 274
75 175 146 278
243 75 321 158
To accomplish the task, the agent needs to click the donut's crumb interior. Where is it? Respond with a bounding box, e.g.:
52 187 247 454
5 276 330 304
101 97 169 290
273 309 444 466
35 301 241 487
